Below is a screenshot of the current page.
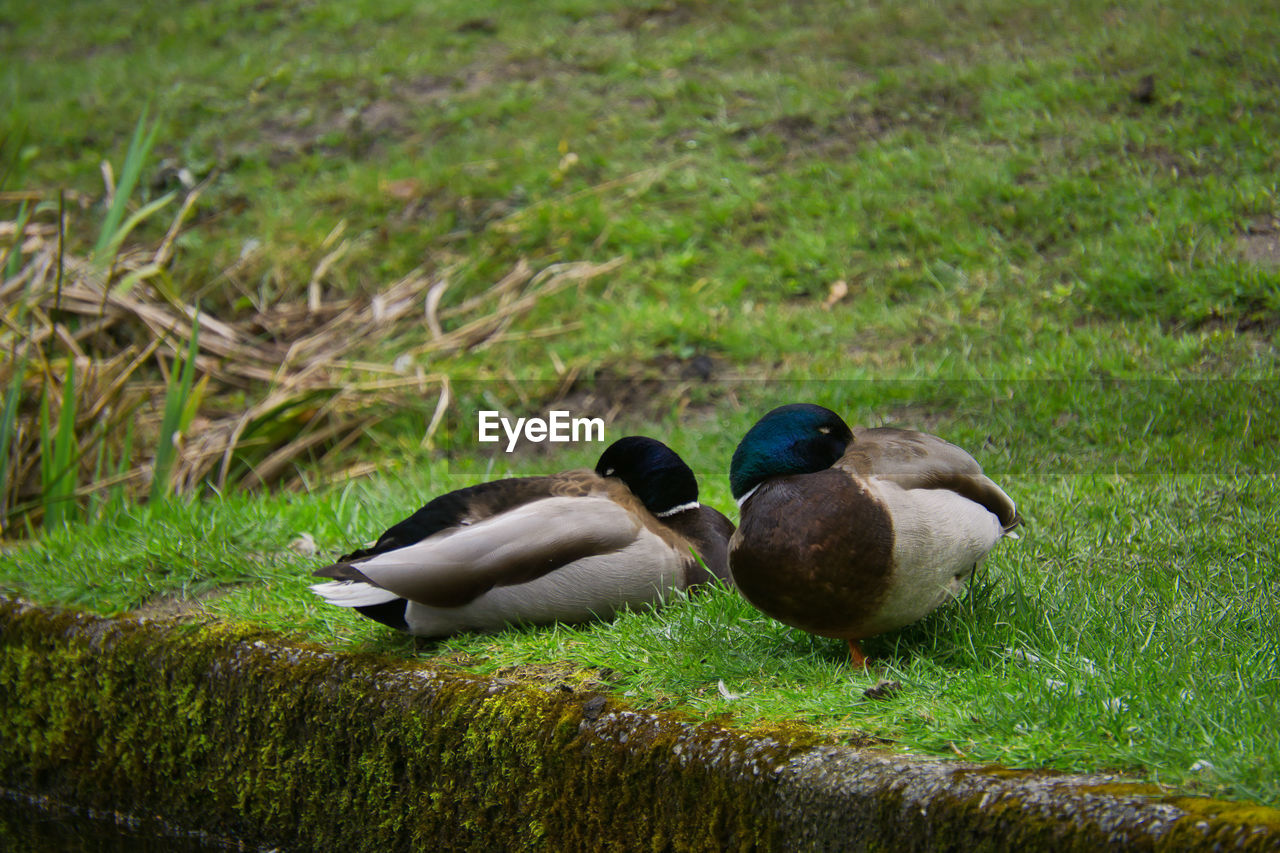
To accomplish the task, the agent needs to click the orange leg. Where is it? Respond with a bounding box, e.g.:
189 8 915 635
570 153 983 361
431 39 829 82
847 639 869 668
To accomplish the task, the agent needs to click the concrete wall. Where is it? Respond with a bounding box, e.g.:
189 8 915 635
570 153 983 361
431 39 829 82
2 597 1277 851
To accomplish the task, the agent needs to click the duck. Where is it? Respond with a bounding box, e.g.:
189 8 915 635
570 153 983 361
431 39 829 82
310 436 735 636
728 403 1020 666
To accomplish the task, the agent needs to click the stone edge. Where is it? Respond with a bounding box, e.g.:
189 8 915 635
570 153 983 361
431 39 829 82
2 596 1277 852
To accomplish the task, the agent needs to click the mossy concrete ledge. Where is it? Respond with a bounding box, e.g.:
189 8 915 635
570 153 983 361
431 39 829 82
1 597 1277 852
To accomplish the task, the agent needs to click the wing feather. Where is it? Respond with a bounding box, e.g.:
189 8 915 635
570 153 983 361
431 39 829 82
335 495 642 607
838 427 1019 528
340 471 601 560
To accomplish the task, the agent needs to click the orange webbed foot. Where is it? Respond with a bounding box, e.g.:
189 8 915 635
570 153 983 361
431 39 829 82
847 639 870 669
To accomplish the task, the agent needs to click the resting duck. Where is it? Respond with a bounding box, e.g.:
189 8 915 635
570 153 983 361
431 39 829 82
311 436 734 636
728 404 1020 666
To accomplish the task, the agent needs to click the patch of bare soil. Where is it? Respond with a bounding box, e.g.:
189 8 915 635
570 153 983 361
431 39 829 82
558 355 724 418
731 81 980 162
1239 217 1280 268
250 44 569 166
485 354 732 460
614 1 699 31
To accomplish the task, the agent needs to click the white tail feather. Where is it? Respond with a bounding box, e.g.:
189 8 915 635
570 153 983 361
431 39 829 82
309 580 401 608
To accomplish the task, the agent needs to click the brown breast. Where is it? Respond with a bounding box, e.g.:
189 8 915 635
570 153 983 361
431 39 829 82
729 468 895 639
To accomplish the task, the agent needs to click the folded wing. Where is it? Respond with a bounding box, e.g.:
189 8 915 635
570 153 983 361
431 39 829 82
840 427 1020 529
312 495 642 608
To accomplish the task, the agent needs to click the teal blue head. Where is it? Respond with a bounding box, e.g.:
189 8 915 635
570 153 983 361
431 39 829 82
729 404 854 500
596 436 699 516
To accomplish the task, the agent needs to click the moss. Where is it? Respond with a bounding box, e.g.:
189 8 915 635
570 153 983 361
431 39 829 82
0 598 797 850
954 764 1058 781
1160 796 1280 852
5 597 1280 852
1077 782 1167 798
1167 796 1280 826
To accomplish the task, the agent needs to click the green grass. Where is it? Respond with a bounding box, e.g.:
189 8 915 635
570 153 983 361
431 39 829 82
150 311 202 503
6 0 1279 358
3 378 1276 805
37 358 79 529
2 0 1278 813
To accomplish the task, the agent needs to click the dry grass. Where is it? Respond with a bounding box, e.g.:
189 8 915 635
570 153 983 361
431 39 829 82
0 186 622 532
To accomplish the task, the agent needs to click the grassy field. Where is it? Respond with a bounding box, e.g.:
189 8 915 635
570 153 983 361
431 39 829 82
3 0 1278 808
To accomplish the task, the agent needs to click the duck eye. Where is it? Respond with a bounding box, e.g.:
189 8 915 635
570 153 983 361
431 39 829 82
603 468 615 477
818 426 831 434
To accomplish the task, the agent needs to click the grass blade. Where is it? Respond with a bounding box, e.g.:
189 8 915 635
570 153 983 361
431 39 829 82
86 419 109 523
38 359 79 528
4 198 31 281
150 312 200 503
50 359 79 526
0 352 28 530
38 383 54 524
93 106 160 263
96 192 176 281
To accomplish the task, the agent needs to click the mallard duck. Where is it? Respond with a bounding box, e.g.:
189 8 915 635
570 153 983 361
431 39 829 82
728 403 1019 666
310 436 734 636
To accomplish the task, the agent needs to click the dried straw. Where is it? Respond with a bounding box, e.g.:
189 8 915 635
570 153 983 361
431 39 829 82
0 186 622 528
